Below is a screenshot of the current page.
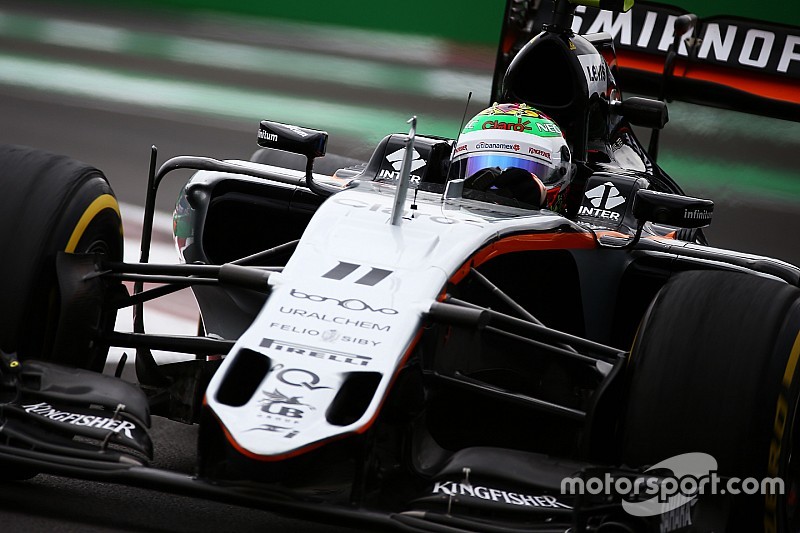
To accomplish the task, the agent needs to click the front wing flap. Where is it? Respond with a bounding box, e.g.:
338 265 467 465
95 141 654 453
0 425 730 532
0 358 152 461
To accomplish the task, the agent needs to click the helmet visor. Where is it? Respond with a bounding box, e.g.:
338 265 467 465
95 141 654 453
455 154 557 184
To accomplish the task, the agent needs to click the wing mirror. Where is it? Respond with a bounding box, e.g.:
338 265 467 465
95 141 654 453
257 121 328 159
602 189 713 249
613 97 669 130
633 189 713 229
257 120 334 197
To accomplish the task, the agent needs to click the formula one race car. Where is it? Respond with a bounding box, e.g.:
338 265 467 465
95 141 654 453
0 0 799 531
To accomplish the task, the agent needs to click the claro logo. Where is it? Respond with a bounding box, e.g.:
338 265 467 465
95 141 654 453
481 118 532 132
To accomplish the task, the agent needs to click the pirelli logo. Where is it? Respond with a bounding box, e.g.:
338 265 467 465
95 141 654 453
260 338 372 366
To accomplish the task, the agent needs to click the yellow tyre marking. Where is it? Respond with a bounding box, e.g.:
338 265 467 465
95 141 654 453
765 330 800 531
783 330 800 387
64 194 121 253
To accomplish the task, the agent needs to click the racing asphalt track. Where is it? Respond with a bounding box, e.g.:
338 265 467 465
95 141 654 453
0 1 798 531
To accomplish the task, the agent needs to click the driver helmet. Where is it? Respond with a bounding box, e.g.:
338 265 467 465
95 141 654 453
451 103 572 211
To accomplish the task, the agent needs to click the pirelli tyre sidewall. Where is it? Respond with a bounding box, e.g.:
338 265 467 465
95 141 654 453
0 144 123 370
622 270 800 532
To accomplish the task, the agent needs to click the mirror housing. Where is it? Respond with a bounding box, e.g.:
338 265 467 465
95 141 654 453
615 97 669 129
257 120 333 197
257 121 328 159
633 189 713 228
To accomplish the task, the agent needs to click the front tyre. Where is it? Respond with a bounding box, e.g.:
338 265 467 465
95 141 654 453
622 270 800 532
0 144 123 371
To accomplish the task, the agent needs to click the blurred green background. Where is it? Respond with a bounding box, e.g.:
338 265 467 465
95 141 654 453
68 0 800 45
3 0 798 263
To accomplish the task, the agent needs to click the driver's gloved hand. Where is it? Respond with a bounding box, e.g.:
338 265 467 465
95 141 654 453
491 167 547 207
464 166 501 191
464 166 546 207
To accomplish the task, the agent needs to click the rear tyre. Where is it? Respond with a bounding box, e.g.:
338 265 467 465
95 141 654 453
622 270 800 531
0 144 123 370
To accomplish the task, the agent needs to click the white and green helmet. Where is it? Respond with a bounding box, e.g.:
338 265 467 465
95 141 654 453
452 103 572 208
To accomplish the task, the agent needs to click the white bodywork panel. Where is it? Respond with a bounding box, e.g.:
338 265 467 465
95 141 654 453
205 180 575 457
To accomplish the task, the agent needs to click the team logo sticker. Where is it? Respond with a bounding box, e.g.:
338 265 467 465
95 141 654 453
578 181 626 222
